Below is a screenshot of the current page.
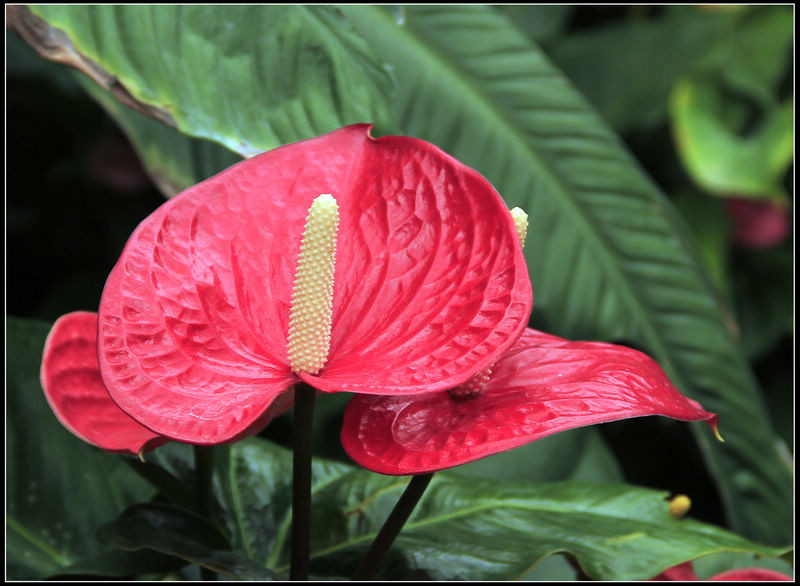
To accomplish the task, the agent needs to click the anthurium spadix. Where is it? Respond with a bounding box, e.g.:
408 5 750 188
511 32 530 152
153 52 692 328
97 124 532 445
341 328 720 475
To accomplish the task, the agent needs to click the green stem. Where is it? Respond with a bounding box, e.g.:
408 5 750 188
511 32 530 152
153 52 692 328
290 382 317 581
352 473 434 581
194 444 216 581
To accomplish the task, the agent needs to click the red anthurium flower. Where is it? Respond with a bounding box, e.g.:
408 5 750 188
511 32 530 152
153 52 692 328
341 328 719 475
97 124 532 445
40 311 295 455
40 311 168 455
652 560 792 581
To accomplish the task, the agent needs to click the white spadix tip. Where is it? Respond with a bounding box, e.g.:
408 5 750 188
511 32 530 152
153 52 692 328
510 207 528 249
287 194 339 375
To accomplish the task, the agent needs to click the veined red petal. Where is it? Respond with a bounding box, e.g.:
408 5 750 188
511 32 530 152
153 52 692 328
341 328 718 475
304 129 531 394
40 311 167 455
99 125 531 443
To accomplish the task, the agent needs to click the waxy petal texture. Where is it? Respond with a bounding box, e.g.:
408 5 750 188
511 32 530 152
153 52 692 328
40 311 166 455
341 328 718 475
99 125 531 443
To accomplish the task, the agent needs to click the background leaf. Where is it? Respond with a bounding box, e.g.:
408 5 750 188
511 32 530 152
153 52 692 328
5 317 164 579
544 5 732 132
337 4 792 545
14 4 397 156
97 502 279 580
669 77 792 200
202 437 789 581
77 75 241 197
449 428 624 484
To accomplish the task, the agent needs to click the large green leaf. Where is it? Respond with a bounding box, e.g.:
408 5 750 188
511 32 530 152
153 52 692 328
5 317 164 579
336 5 792 545
14 4 396 156
188 438 788 581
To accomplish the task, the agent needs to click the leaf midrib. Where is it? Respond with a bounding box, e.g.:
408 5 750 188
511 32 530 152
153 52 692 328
7 516 73 568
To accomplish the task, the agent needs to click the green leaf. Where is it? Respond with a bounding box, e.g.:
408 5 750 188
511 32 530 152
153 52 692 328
17 4 396 156
212 438 788 581
5 317 159 579
718 6 793 109
450 428 624 484
97 502 280 580
732 246 794 362
76 74 241 197
545 6 732 132
337 4 792 546
671 189 732 297
670 76 793 200
495 5 574 43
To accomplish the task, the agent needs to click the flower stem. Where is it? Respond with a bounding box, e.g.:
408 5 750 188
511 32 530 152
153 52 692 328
352 473 434 581
290 382 317 580
193 445 216 581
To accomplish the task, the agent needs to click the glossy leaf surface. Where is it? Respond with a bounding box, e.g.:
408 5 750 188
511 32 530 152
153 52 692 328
341 328 717 475
155 437 787 581
6 317 159 579
40 311 166 454
98 124 531 444
15 4 396 156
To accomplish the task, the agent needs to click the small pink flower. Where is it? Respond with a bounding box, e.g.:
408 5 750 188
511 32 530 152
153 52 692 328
726 197 790 249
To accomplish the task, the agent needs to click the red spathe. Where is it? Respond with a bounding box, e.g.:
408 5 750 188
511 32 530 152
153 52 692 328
98 125 532 444
40 311 166 455
341 328 718 475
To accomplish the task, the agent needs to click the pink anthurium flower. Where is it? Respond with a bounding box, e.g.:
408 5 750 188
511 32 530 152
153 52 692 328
40 311 295 455
341 328 719 475
652 560 792 581
96 124 532 445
